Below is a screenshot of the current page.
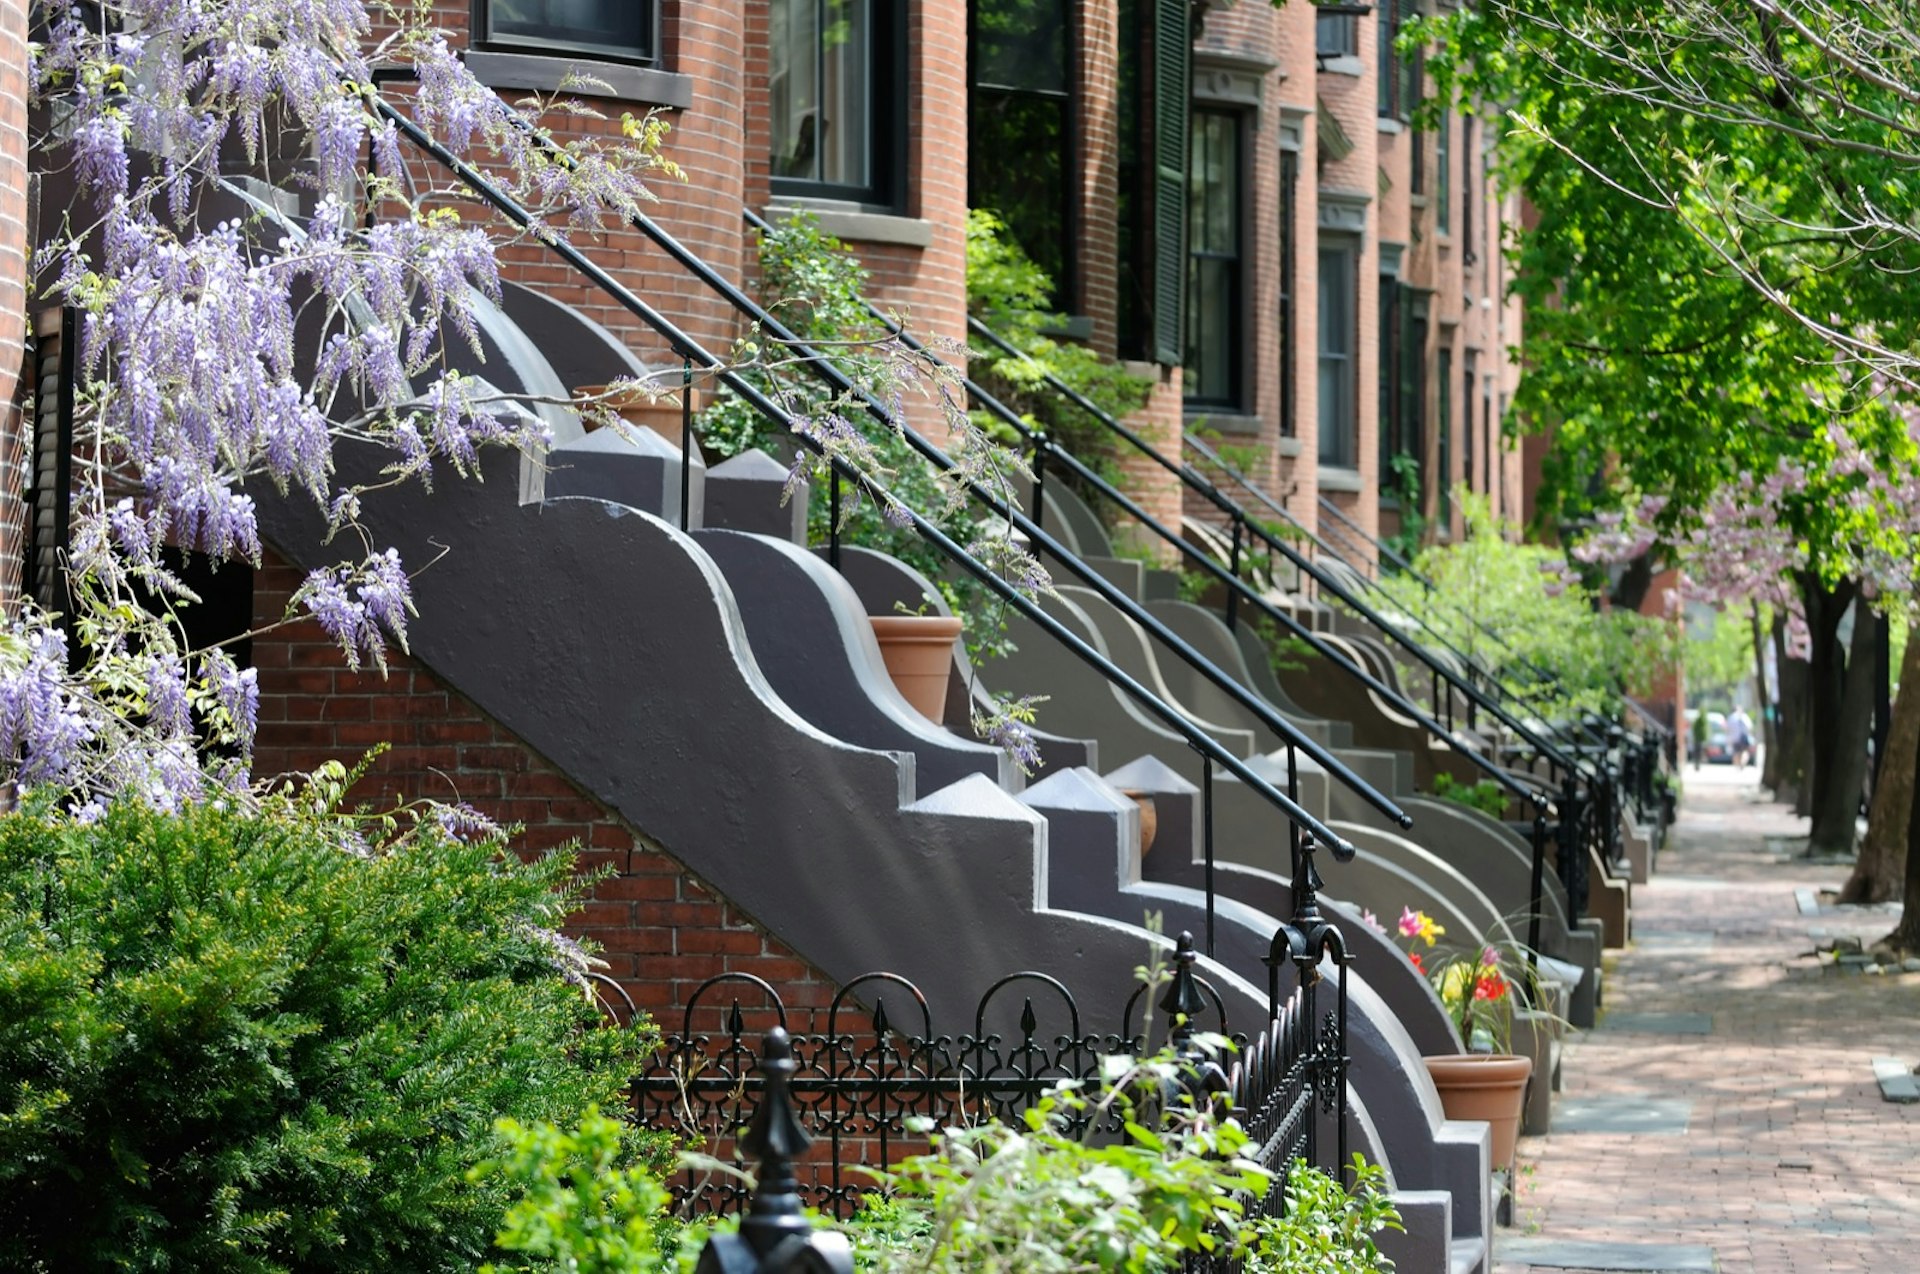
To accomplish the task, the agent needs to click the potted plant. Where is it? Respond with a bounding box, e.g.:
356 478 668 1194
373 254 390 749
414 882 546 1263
1373 907 1535 1172
870 607 964 724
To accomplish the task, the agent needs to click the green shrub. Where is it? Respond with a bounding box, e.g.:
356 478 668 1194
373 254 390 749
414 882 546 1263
0 799 662 1272
1431 772 1513 820
480 1048 1400 1272
698 212 1021 662
965 208 1153 510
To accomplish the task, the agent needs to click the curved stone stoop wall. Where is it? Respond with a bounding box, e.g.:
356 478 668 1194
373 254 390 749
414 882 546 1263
255 448 1211 1031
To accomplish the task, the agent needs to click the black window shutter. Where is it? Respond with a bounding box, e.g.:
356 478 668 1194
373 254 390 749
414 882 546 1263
1152 0 1191 366
26 309 74 623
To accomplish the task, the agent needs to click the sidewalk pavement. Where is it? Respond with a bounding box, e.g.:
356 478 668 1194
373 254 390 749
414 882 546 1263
1492 765 1920 1274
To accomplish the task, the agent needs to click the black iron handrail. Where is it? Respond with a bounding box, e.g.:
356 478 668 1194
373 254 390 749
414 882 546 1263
367 96 1358 960
1189 431 1587 729
594 199 1410 832
1312 489 1605 710
1181 427 1593 725
798 236 1543 815
961 316 1596 784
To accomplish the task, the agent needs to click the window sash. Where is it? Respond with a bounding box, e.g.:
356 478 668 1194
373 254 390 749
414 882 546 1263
481 0 657 63
1316 13 1358 58
772 0 899 205
1279 150 1298 437
1437 346 1453 522
1317 245 1356 467
1185 110 1243 406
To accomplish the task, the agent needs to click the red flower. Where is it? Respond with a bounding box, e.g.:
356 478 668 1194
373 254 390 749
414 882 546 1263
1409 952 1424 974
1473 971 1509 1001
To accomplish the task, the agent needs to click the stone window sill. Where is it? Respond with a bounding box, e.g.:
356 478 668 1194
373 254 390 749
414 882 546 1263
766 198 932 248
1319 56 1366 78
1377 117 1406 135
465 50 693 109
1185 409 1264 437
1319 466 1364 493
1276 436 1304 458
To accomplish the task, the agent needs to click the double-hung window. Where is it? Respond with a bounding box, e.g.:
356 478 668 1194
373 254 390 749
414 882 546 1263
1279 149 1299 436
771 0 902 207
1318 243 1358 467
1185 110 1243 407
479 1 658 64
970 0 1074 306
1317 8 1360 59
1378 276 1399 480
1437 346 1454 523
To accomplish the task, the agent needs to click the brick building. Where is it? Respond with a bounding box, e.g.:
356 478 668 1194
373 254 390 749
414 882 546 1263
419 1 1527 547
0 0 1536 1035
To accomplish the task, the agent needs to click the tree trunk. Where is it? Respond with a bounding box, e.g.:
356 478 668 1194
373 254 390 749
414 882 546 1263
1750 599 1777 777
1767 613 1799 795
1774 636 1809 803
1807 593 1876 856
1840 634 1920 903
1879 722 1920 956
1613 552 1655 613
1799 573 1856 819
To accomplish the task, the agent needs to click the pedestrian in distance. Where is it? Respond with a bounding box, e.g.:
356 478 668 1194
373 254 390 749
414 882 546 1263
1728 705 1755 769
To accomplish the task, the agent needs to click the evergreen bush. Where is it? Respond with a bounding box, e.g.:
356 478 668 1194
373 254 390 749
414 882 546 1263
0 800 661 1271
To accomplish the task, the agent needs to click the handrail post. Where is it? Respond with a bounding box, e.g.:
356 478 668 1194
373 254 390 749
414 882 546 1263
1527 802 1548 972
1201 752 1216 958
1225 512 1243 631
1030 430 1048 565
827 467 842 571
1557 776 1587 921
679 357 694 532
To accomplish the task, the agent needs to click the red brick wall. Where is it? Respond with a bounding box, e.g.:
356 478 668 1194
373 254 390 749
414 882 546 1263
0 0 28 614
249 551 858 1036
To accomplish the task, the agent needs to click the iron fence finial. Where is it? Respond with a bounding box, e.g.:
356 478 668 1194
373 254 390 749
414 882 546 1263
696 1027 853 1273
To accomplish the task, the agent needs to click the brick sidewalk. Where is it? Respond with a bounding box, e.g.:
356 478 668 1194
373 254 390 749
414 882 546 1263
1493 766 1920 1274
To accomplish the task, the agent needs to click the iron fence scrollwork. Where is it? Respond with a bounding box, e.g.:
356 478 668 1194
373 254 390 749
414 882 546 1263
646 915 1348 1273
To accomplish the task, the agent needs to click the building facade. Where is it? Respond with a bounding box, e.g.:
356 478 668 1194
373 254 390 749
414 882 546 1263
404 1 1527 553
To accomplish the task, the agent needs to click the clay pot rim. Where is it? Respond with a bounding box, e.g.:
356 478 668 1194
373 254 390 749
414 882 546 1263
869 614 964 638
1422 1053 1533 1087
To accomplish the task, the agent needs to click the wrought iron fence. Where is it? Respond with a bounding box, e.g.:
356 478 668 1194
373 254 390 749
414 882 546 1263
623 927 1347 1241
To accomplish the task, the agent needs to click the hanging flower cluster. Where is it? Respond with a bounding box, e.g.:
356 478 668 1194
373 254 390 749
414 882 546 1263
9 0 680 811
12 0 1050 814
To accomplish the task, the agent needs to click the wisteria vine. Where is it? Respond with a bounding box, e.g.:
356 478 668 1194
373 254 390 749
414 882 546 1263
7 0 1049 811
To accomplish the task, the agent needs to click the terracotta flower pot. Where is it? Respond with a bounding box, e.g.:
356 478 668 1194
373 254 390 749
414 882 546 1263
575 382 703 455
1422 1053 1533 1171
1118 789 1158 856
869 615 963 724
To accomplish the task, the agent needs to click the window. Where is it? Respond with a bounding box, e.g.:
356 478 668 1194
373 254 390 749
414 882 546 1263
971 0 1073 306
1318 244 1357 467
1279 149 1299 437
1437 346 1453 523
1483 373 1496 495
1378 0 1413 118
1185 111 1242 407
1436 107 1451 234
1461 115 1476 264
1377 276 1398 481
1399 293 1428 490
1317 10 1359 59
771 0 902 206
480 1 658 63
1463 349 1477 495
